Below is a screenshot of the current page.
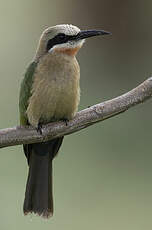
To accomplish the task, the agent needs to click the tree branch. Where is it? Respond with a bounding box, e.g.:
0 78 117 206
1 77 152 149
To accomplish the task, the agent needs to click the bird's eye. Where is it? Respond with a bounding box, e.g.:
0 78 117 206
46 33 68 51
57 33 66 40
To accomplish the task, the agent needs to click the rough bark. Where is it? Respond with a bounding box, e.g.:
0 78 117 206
0 77 152 148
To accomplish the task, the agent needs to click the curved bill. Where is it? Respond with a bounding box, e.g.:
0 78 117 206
77 30 112 40
68 30 112 41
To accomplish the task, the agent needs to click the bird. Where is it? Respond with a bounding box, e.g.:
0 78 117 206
19 24 111 218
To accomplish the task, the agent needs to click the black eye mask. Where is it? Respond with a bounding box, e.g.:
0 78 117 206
46 33 78 51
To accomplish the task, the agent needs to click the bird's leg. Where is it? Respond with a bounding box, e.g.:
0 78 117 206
62 118 69 126
36 123 43 135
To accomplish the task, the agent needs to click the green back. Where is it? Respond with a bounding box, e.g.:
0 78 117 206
19 61 37 125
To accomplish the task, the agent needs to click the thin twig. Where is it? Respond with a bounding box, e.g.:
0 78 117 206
0 77 152 148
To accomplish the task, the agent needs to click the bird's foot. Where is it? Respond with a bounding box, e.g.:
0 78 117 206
62 118 69 126
36 123 43 135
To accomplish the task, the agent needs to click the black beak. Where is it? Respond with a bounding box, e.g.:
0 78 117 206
77 30 112 40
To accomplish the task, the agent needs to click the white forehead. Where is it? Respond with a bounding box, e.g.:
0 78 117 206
43 24 80 38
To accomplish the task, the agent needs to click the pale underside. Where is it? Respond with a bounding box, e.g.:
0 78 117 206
26 52 80 127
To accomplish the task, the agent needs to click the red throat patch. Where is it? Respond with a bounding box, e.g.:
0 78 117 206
54 46 81 56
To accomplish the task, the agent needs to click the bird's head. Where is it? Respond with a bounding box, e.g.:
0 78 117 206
35 24 111 59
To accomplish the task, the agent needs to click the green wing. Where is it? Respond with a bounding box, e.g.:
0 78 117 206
19 61 38 126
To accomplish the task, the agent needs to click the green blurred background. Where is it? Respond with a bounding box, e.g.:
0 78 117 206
0 0 152 229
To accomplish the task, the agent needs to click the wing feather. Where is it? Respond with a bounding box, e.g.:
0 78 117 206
19 62 37 125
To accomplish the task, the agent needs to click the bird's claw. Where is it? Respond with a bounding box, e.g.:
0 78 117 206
36 123 43 135
62 118 69 126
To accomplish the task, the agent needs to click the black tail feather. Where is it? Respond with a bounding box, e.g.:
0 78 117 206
23 137 63 218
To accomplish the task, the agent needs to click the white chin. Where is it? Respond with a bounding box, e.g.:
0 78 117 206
49 39 85 52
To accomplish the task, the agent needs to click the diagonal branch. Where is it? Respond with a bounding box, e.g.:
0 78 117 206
1 77 152 149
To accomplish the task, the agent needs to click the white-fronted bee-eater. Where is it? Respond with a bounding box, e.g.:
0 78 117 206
19 24 111 218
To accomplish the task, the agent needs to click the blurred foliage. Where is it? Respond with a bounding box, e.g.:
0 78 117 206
0 0 152 229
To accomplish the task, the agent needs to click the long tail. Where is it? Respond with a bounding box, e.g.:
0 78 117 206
23 137 63 218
